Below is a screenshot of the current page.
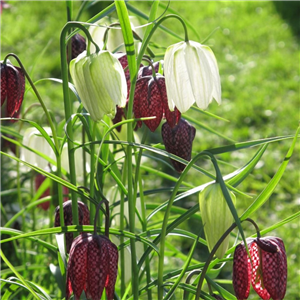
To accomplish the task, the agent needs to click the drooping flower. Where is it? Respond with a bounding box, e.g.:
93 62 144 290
164 41 221 113
54 200 90 253
1 60 25 118
233 237 287 300
161 118 195 172
69 50 127 122
68 33 86 60
35 172 69 210
21 127 55 170
199 182 236 259
66 233 118 300
133 66 181 131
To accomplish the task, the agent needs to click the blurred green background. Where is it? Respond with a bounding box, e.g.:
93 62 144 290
1 1 299 299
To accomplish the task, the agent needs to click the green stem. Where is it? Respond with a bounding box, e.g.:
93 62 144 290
60 22 99 230
157 152 207 299
4 53 65 229
114 1 138 298
89 122 97 223
136 13 189 69
195 218 261 299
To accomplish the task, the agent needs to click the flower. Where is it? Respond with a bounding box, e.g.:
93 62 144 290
233 237 287 300
35 172 69 210
1 60 25 117
54 200 90 253
66 233 118 300
69 50 127 122
68 33 86 60
164 41 221 113
199 182 235 259
161 118 195 172
133 65 181 132
21 127 55 170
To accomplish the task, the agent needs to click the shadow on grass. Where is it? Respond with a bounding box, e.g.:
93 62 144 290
273 1 300 40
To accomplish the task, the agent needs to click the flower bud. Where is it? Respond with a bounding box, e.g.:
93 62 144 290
54 200 90 253
66 233 118 300
164 41 221 113
199 183 236 259
69 50 127 122
1 60 25 117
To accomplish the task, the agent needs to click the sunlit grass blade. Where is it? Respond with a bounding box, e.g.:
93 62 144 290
241 126 299 220
0 251 41 299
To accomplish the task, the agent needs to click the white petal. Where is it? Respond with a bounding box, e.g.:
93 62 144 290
199 44 222 105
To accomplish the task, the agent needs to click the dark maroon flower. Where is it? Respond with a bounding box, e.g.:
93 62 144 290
137 61 160 78
233 237 287 300
133 73 181 131
162 119 196 172
35 173 69 210
1 61 25 118
54 200 90 252
68 33 86 61
66 233 118 300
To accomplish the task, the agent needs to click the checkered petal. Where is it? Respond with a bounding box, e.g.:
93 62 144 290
260 237 287 300
105 239 119 299
55 200 90 253
233 243 251 300
162 118 196 172
1 63 7 106
66 234 90 300
250 241 271 300
133 76 163 131
86 237 109 300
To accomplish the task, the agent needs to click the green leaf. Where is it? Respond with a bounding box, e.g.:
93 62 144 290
241 126 300 220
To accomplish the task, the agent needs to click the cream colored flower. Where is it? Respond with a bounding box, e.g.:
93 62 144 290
69 50 127 122
164 41 221 113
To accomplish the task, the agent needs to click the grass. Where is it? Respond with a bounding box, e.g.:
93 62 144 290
1 1 299 299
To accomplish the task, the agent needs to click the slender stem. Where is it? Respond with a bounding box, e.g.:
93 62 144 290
157 152 208 299
114 2 138 298
60 22 100 231
89 122 97 223
136 14 189 70
195 218 261 299
4 53 65 228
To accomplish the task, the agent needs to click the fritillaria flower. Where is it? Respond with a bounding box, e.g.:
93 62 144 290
69 50 127 122
164 41 221 113
133 64 181 132
35 172 69 210
1 60 25 118
199 182 236 259
68 33 86 60
233 237 287 300
161 118 195 172
21 127 55 170
54 200 90 253
66 233 118 300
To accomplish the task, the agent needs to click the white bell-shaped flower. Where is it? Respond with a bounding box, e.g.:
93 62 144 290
69 50 127 122
164 41 221 113
21 127 55 170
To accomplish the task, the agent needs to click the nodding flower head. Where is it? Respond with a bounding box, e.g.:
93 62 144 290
66 233 118 300
1 60 25 118
164 40 221 113
161 118 195 172
54 200 90 253
69 50 127 122
233 237 287 300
